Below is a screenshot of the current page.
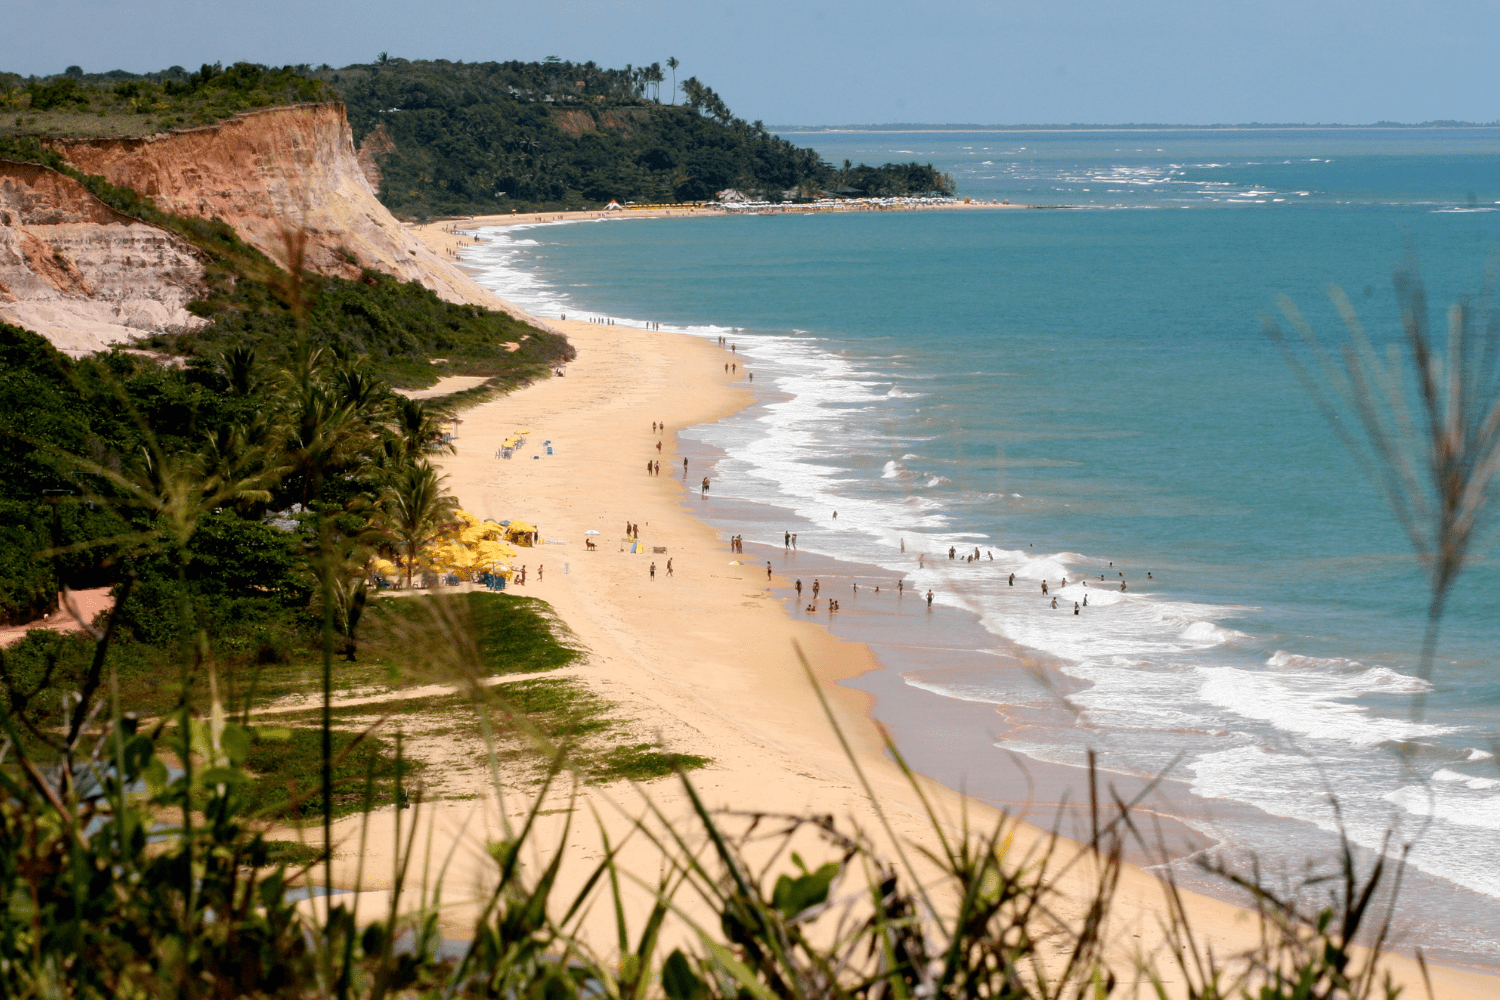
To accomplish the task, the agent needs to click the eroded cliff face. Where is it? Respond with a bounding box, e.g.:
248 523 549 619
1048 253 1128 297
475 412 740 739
51 104 497 308
0 160 207 355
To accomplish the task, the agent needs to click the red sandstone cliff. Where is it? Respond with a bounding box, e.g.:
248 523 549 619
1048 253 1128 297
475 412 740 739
50 104 497 308
0 160 207 355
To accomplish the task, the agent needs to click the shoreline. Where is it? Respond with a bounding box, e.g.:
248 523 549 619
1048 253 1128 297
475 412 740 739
386 218 1499 991
409 195 1025 247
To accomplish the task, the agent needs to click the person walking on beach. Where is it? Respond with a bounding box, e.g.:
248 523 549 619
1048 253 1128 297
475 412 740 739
767 561 773 581
667 558 673 577
684 457 689 473
926 590 934 607
796 579 802 598
650 562 656 581
652 421 658 433
656 441 662 453
654 461 660 475
538 565 544 582
647 460 653 475
898 579 903 595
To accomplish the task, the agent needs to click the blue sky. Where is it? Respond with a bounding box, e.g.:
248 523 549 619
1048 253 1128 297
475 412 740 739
4 0 1495 125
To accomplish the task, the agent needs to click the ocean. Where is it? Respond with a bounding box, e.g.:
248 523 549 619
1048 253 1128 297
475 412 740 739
460 128 1500 967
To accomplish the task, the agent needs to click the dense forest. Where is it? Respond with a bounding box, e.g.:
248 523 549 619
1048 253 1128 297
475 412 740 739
320 56 953 215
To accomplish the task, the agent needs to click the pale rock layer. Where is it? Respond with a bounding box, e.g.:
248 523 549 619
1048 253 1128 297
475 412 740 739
0 160 207 355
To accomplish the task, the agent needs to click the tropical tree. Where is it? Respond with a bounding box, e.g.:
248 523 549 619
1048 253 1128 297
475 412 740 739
379 460 458 588
667 56 679 104
389 396 453 463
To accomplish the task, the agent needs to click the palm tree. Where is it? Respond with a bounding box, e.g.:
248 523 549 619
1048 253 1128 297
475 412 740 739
389 396 454 462
379 461 458 589
667 57 679 104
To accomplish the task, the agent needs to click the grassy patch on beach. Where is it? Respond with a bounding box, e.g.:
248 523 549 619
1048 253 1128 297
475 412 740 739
263 673 707 787
241 726 421 822
362 591 585 676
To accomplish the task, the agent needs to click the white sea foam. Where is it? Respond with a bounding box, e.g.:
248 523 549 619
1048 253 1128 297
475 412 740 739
1196 665 1445 745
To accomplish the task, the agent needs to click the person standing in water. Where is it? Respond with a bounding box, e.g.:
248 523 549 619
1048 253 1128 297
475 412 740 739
812 579 820 599
1009 573 1015 586
1074 602 1080 615
796 579 802 597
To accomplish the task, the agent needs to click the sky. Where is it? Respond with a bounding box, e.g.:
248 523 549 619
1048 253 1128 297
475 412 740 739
4 0 1497 126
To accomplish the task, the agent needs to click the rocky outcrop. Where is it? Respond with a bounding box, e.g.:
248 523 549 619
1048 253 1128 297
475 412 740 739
50 104 497 308
355 122 396 193
552 106 651 138
0 160 207 355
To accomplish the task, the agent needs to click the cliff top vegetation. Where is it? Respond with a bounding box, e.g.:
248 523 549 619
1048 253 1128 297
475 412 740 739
0 61 334 137
1 56 954 212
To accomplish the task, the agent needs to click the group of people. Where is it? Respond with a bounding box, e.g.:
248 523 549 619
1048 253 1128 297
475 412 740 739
648 558 673 580
645 460 662 475
729 535 745 552
783 531 798 548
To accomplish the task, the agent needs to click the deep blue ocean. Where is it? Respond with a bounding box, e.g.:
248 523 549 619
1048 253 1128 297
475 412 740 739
462 128 1500 963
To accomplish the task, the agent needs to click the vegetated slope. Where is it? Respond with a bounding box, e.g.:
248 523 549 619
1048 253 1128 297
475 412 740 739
47 103 499 307
0 134 570 386
0 158 207 354
319 57 954 216
0 62 335 138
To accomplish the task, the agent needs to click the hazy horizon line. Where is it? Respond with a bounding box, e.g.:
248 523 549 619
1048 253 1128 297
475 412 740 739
768 120 1500 133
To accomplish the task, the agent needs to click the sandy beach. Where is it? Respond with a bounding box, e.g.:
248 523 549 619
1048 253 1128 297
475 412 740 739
272 219 1498 995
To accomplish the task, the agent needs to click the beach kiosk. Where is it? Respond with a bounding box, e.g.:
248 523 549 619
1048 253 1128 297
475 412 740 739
504 520 539 547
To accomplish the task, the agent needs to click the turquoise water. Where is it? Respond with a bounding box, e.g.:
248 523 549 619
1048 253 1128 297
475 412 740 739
463 129 1500 962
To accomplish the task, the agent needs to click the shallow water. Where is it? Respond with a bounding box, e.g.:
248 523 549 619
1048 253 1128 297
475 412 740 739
461 128 1500 966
